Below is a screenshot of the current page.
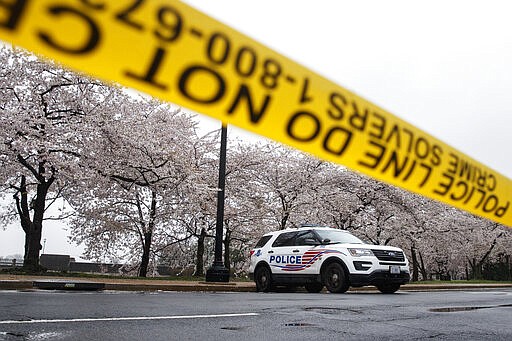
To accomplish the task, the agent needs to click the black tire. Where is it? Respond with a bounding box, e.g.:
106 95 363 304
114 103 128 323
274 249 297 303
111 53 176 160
254 265 273 292
322 262 349 293
377 283 401 294
305 282 323 293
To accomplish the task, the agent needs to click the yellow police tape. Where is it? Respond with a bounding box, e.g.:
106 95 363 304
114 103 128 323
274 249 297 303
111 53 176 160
0 0 510 226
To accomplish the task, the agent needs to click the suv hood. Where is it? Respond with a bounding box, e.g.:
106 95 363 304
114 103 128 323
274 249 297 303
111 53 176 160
325 243 403 251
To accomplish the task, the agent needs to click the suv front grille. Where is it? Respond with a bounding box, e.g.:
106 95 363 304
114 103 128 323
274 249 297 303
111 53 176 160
371 249 405 262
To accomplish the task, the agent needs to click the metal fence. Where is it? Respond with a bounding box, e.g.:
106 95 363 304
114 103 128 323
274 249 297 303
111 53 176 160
0 259 23 269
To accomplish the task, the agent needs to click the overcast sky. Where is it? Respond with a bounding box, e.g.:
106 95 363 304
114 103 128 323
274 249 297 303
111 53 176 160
2 0 512 259
183 0 512 179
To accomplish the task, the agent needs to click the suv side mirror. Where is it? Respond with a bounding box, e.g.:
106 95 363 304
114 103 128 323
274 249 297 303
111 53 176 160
304 238 320 246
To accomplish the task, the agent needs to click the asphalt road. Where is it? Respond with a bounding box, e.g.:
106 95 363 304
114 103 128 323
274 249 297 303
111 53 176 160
0 289 511 340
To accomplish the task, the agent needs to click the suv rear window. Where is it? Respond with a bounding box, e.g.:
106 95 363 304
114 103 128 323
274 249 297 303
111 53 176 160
254 235 272 248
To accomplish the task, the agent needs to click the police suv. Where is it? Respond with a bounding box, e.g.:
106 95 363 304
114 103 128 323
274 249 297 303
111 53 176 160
249 226 410 294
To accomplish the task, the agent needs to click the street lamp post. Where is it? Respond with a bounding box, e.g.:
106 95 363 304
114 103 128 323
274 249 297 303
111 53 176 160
205 124 230 282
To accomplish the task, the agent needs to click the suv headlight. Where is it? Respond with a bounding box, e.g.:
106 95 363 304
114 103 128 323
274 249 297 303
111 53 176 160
348 248 374 257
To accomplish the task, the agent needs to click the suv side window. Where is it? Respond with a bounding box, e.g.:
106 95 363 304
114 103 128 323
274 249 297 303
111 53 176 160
254 235 272 248
272 232 297 247
295 230 317 246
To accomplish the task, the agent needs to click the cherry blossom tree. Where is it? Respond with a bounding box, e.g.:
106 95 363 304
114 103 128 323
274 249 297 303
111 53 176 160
221 140 272 273
167 130 220 276
242 143 327 230
456 215 508 279
0 47 116 269
65 97 199 277
304 166 360 230
2 48 510 280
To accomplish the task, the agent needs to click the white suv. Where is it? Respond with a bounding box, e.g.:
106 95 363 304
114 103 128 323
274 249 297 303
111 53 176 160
249 226 410 294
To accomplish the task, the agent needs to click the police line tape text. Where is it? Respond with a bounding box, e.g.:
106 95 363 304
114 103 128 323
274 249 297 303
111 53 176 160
1 0 509 224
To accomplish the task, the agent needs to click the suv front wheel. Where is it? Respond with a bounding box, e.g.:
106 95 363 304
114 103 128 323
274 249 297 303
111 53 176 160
254 264 273 292
322 262 349 293
376 283 401 294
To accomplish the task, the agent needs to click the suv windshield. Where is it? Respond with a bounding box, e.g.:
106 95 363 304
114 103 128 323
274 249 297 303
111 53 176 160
315 229 364 244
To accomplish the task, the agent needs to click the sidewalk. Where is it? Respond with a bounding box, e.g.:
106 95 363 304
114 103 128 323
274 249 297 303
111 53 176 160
1 274 511 292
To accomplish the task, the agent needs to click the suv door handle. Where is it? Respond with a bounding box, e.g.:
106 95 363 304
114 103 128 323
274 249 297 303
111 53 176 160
268 251 274 254
293 250 300 253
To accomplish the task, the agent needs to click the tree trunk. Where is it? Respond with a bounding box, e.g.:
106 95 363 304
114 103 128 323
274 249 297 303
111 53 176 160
14 172 52 271
469 258 483 280
24 222 43 270
223 228 231 271
194 227 206 276
410 246 419 282
138 231 152 277
418 250 428 281
507 255 511 281
138 191 157 277
280 212 289 230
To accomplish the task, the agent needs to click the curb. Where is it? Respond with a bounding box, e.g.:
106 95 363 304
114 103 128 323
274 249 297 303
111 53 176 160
1 279 511 293
33 280 105 291
0 279 255 292
102 282 253 292
0 280 33 290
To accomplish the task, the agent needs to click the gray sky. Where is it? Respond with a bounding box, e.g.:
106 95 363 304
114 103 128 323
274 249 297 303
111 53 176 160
186 0 512 179
2 0 512 259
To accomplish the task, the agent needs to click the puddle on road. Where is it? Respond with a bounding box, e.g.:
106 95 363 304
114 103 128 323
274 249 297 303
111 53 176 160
0 331 68 339
284 322 315 327
430 304 512 312
221 326 246 331
303 307 362 315
4 332 25 337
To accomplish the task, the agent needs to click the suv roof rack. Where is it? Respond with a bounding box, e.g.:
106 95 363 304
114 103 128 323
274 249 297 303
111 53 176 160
299 223 327 228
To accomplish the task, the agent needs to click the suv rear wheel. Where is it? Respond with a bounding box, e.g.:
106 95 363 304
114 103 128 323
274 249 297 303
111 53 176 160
254 264 273 292
322 262 349 293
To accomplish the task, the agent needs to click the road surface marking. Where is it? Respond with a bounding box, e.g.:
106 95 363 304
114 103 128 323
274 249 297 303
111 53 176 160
0 313 259 324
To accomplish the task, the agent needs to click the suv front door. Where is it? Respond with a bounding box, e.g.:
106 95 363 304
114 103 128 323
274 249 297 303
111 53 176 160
269 230 321 275
294 230 323 274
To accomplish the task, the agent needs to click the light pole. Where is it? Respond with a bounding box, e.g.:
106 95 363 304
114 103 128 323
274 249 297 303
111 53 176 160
205 124 230 282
